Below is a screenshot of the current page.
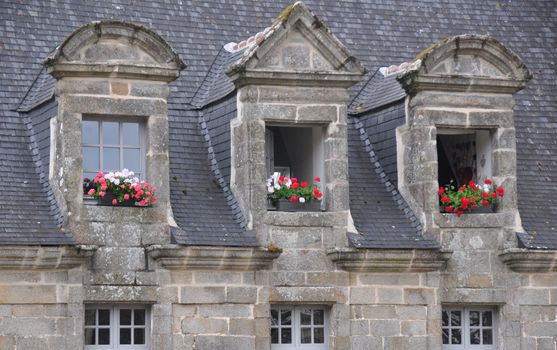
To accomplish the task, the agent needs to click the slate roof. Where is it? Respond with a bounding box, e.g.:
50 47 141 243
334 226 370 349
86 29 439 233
0 0 556 249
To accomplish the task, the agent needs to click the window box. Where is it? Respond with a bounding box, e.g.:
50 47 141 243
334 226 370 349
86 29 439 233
270 199 322 212
97 192 139 207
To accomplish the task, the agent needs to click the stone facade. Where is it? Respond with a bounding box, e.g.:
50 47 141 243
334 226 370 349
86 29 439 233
0 5 556 350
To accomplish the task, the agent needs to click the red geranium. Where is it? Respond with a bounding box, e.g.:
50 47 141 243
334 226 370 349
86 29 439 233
439 179 503 216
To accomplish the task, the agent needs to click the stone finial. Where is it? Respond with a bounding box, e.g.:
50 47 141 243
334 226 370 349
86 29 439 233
397 34 532 94
44 20 186 82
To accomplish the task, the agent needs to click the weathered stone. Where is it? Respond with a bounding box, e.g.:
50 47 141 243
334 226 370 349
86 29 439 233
180 287 226 304
111 81 129 95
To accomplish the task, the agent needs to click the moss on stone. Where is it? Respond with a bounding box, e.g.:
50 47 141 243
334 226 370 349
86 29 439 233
276 2 301 23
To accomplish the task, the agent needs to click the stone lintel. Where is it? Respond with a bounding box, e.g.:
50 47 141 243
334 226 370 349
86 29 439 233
327 248 452 272
227 70 363 89
398 74 529 95
499 248 557 272
0 245 96 270
269 286 346 303
147 245 281 271
434 212 515 228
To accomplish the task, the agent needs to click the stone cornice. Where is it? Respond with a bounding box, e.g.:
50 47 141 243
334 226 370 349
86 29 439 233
147 245 281 271
499 248 557 272
398 74 529 95
327 248 452 272
227 70 363 89
0 245 96 270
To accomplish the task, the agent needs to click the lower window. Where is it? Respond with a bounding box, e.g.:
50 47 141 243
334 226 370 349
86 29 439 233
271 305 328 349
442 307 496 349
85 304 150 349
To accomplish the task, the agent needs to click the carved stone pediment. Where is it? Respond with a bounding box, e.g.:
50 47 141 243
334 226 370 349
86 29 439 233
226 2 366 87
45 21 185 81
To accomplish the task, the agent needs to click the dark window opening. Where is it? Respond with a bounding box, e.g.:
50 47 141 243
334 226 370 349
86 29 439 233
437 130 491 188
265 126 323 183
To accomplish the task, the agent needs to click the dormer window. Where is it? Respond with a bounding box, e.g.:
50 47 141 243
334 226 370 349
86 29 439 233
82 118 146 180
437 129 492 188
265 125 324 184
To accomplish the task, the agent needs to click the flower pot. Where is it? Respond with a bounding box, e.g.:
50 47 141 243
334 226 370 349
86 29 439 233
97 192 137 207
271 199 322 212
468 205 495 214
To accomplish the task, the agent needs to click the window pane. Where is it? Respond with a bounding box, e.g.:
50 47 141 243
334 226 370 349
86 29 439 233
103 121 119 145
123 123 140 146
314 309 324 325
123 148 140 173
281 327 291 344
82 121 99 145
451 311 461 326
120 328 131 344
83 147 100 171
442 328 449 344
314 328 324 343
301 308 311 325
271 328 278 344
134 328 145 344
98 328 110 345
281 310 291 325
470 311 480 326
84 328 95 345
120 309 132 325
103 147 120 171
271 310 278 326
98 309 110 326
451 329 461 344
85 310 96 326
84 172 97 182
470 328 481 344
300 327 311 344
483 329 493 344
482 311 492 326
442 311 449 327
134 309 146 326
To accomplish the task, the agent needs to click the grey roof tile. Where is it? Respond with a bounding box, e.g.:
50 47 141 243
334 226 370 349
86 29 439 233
0 0 556 248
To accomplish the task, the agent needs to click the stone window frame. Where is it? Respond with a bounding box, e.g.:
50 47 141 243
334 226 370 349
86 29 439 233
271 304 329 349
84 304 151 350
442 306 497 349
265 123 326 210
81 115 147 181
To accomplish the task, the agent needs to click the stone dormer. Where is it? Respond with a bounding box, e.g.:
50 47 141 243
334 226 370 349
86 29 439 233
395 35 531 237
226 2 366 240
45 21 185 245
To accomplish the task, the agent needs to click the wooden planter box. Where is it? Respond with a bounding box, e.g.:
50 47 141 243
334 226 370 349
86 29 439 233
269 199 322 212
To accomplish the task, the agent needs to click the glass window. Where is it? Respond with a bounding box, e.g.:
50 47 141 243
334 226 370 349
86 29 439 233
271 305 328 349
85 305 149 350
442 307 496 349
82 118 144 180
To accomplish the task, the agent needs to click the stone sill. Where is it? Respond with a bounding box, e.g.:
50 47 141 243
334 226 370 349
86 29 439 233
327 247 452 272
147 245 281 271
262 211 343 227
434 212 514 228
499 248 557 272
0 245 96 270
83 204 165 224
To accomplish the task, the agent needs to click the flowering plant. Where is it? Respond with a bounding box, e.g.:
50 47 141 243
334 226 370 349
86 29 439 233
85 169 157 206
267 172 323 204
439 179 504 217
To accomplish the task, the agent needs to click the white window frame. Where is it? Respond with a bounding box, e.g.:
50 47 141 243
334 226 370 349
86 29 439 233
442 306 497 350
82 117 146 180
271 305 328 350
84 304 150 350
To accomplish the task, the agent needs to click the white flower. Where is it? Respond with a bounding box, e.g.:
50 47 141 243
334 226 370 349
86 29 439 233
274 183 281 190
113 179 120 185
299 197 306 203
483 184 491 192
267 186 275 193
